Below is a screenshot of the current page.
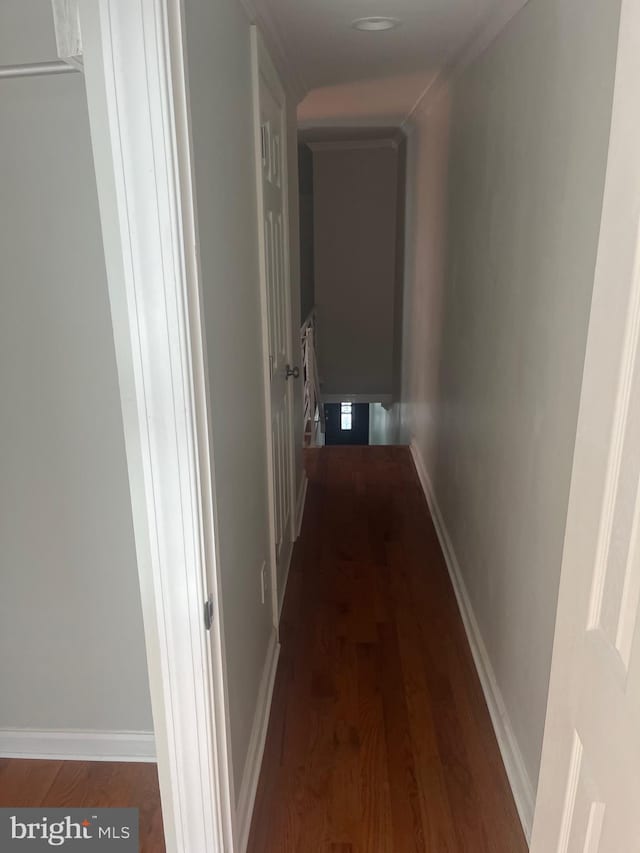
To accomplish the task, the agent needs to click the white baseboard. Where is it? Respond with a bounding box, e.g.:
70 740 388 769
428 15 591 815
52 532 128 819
409 438 535 841
235 628 280 853
0 729 156 762
295 472 308 539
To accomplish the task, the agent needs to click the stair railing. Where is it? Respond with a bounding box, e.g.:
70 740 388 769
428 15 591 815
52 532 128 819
300 311 324 446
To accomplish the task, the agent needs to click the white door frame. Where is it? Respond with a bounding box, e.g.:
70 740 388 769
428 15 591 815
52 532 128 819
75 1 234 850
531 0 640 847
250 26 298 624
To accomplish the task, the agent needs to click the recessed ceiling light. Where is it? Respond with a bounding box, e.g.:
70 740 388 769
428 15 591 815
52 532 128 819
351 16 401 31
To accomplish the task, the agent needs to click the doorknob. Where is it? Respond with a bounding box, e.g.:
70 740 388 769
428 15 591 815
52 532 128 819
286 364 300 379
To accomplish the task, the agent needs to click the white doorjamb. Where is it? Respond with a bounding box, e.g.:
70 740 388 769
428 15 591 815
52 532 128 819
76 1 234 850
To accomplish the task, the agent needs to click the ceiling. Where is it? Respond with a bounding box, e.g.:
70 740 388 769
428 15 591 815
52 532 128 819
254 0 506 122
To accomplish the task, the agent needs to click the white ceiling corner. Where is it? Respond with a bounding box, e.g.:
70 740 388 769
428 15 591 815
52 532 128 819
238 0 308 101
402 0 530 127
247 0 531 126
454 0 531 75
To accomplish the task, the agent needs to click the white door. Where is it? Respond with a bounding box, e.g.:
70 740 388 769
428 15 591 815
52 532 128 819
531 3 640 850
252 29 296 618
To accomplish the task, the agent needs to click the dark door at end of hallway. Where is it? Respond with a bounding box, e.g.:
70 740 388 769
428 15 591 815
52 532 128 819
324 402 369 445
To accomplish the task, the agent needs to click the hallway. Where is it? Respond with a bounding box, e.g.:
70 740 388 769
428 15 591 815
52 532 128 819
248 446 527 851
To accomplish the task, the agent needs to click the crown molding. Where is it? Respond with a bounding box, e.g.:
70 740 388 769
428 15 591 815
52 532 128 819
236 0 307 103
403 0 530 127
308 138 399 152
299 118 402 132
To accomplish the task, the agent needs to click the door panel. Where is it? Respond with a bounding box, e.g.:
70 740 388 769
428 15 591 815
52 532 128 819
253 32 295 615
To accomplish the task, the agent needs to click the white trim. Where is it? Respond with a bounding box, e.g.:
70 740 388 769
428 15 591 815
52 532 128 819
235 630 280 853
402 0 530 126
409 438 535 841
323 393 393 404
79 1 233 851
307 139 398 152
297 117 408 131
0 61 78 78
295 472 308 539
0 730 155 763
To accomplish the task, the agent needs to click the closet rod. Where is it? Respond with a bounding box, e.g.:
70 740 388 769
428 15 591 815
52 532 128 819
0 61 79 79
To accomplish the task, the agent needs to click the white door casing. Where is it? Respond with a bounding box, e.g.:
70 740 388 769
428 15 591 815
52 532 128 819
77 0 234 850
251 27 297 622
531 1 640 850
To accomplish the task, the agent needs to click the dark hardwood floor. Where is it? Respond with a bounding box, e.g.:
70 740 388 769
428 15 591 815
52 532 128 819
0 759 164 852
248 445 528 852
0 447 527 852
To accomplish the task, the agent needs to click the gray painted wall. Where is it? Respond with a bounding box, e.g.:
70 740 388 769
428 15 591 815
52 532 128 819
298 143 315 324
313 143 401 399
0 0 152 733
368 403 401 446
402 0 621 794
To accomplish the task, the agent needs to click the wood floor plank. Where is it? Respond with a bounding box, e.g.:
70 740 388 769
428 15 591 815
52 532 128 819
39 761 94 807
378 619 427 852
0 759 63 807
247 446 528 853
386 543 459 853
0 759 164 850
356 640 394 853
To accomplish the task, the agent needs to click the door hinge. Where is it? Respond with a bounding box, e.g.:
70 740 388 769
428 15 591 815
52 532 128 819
204 594 214 631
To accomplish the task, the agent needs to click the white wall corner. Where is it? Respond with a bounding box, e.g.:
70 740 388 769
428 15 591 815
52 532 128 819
0 729 155 762
409 438 536 842
235 629 280 853
401 72 447 129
